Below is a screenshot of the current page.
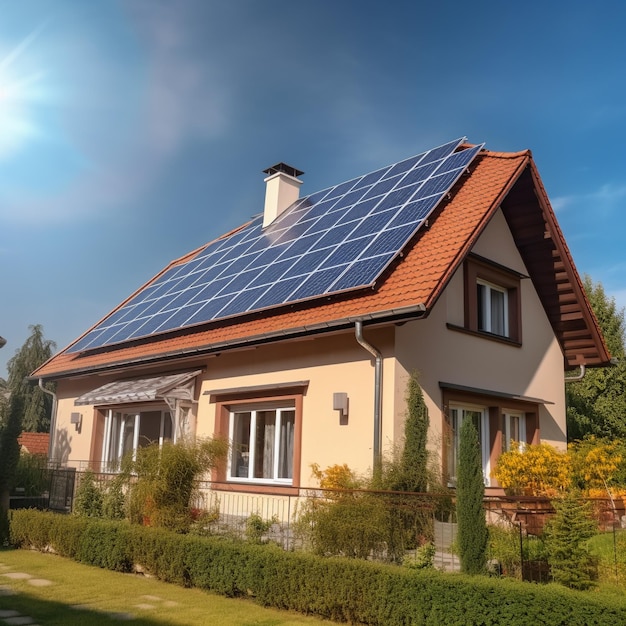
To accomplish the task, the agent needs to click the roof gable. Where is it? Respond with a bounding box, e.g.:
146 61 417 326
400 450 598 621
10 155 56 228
33 144 610 378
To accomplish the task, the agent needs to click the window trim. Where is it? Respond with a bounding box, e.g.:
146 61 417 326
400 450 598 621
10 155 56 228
462 255 522 343
212 384 305 495
442 387 539 490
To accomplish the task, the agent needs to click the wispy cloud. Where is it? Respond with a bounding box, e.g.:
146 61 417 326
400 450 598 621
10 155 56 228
552 183 626 214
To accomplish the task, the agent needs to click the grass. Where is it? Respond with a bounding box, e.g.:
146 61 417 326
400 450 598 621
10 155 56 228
0 548 336 625
587 528 626 591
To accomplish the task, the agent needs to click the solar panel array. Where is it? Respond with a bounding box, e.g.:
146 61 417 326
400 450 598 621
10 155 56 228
69 138 482 353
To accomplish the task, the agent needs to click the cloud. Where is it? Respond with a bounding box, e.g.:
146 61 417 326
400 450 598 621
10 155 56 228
552 183 626 215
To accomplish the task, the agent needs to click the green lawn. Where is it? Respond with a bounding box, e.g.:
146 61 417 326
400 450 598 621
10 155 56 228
0 548 336 625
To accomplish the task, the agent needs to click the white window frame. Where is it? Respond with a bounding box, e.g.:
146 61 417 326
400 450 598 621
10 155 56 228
502 410 526 453
448 403 490 487
227 403 295 485
477 279 509 337
101 406 172 469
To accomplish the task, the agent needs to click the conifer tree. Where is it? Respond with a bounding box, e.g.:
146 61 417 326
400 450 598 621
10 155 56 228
456 417 488 574
544 491 598 590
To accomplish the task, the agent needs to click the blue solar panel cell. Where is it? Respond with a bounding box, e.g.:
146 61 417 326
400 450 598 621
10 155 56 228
67 138 483 353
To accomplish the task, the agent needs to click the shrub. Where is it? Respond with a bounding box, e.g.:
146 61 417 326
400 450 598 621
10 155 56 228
9 509 626 625
569 436 624 490
493 442 571 496
245 512 278 544
11 453 50 496
73 469 103 518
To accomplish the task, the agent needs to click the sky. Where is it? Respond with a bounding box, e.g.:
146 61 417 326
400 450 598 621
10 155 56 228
1 0 626 377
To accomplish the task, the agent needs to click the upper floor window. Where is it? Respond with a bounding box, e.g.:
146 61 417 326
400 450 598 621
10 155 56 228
477 280 509 336
464 255 522 343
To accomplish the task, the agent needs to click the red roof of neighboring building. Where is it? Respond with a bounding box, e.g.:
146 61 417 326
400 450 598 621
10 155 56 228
18 432 50 456
32 147 610 379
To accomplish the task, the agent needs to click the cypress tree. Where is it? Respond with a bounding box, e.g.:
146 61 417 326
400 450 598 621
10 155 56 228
456 417 488 574
398 372 429 493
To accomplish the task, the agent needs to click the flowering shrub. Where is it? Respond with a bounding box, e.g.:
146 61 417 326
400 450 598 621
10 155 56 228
492 443 571 496
569 436 623 489
310 463 362 494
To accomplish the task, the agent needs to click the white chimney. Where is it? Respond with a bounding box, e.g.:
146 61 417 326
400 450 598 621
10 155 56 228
262 163 304 228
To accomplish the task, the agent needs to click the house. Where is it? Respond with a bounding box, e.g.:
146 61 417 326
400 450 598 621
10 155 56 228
32 138 610 496
17 432 50 457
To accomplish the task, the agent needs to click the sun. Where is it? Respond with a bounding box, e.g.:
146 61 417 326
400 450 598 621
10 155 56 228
0 27 45 159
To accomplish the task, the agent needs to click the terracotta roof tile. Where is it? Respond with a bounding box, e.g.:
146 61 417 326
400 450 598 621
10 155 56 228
34 150 530 378
18 432 49 456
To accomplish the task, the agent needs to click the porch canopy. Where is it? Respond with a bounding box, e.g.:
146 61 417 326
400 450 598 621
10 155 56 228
74 370 202 406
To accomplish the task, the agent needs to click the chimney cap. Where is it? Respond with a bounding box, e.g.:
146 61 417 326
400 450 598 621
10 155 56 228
263 162 304 178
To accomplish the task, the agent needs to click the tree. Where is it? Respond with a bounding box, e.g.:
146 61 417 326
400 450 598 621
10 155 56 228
544 491 597 590
456 417 488 575
567 276 626 441
0 393 24 542
2 325 56 433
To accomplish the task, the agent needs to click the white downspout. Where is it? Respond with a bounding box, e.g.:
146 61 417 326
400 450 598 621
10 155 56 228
39 379 58 463
355 321 383 472
564 364 586 382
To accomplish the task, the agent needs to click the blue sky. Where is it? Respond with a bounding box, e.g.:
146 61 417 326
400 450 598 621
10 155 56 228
1 0 625 377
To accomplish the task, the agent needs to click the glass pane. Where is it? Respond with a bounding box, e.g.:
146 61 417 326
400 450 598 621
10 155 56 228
477 284 486 331
138 411 162 447
121 415 135 459
254 410 276 479
278 410 295 479
163 412 173 441
490 289 505 335
231 412 251 478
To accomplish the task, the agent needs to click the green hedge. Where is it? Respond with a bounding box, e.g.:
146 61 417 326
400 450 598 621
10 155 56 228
9 509 626 625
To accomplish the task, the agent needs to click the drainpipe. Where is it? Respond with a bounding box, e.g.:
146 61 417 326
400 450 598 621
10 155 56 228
39 379 58 462
564 365 586 383
355 321 383 473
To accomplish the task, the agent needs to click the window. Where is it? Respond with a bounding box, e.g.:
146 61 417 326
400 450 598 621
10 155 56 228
228 404 295 484
477 280 508 336
501 411 526 452
446 404 489 486
461 255 521 343
102 407 172 468
210 381 306 492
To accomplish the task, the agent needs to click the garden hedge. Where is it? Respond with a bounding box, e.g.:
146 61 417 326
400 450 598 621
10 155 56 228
10 509 626 625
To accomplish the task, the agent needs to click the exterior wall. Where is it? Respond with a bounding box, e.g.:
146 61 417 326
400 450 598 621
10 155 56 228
197 328 398 484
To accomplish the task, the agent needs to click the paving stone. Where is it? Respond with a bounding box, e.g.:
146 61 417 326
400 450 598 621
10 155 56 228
0 611 19 618
4 617 36 625
134 603 155 610
0 587 16 597
139 595 161 601
163 601 179 607
26 579 52 587
107 612 135 621
2 573 31 580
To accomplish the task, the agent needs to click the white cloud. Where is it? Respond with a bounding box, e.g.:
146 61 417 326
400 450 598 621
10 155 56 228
552 183 626 215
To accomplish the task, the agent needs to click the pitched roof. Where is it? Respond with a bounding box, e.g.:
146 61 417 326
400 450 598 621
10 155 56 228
33 145 610 379
18 432 49 456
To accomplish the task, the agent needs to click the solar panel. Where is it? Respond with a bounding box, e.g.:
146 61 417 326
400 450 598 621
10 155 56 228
68 139 482 353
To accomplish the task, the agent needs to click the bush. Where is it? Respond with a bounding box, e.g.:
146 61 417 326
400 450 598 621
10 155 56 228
11 453 50 496
9 509 626 625
73 470 103 518
493 443 571 496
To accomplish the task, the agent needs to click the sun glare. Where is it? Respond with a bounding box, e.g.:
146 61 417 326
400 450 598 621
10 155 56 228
0 27 45 159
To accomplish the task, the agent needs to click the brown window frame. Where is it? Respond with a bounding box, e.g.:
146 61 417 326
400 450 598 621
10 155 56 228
210 384 305 496
442 387 539 489
462 254 522 344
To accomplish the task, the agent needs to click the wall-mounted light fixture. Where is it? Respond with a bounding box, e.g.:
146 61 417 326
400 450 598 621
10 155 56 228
333 392 349 424
70 412 82 432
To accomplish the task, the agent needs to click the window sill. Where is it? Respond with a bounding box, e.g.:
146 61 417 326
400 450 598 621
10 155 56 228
213 481 299 496
446 323 522 347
